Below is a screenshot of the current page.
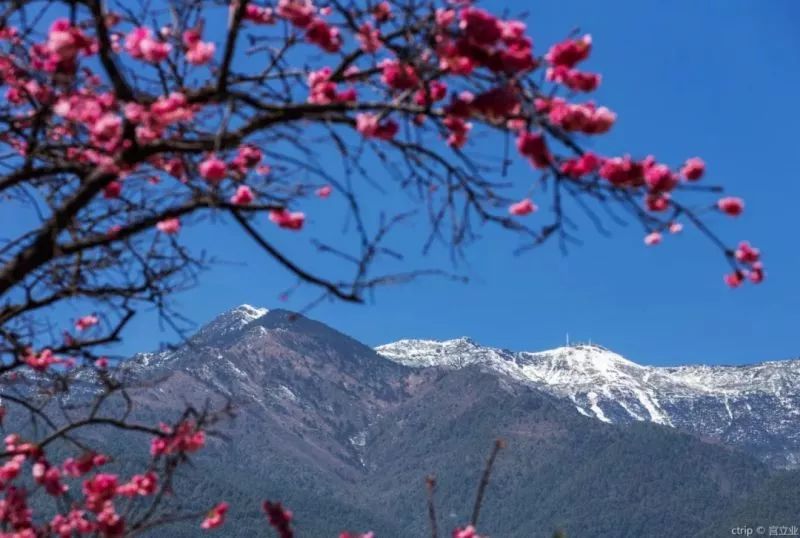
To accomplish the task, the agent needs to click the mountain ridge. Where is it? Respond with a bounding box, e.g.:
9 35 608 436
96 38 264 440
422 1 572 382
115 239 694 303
376 336 800 467
94 304 799 537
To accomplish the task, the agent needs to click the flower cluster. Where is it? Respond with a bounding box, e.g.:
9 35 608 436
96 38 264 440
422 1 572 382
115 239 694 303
150 420 206 457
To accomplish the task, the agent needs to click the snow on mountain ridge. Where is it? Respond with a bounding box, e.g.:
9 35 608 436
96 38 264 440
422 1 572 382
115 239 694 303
376 337 800 465
376 337 800 396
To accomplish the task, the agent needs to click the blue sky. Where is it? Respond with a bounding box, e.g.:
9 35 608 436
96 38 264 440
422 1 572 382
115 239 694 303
154 0 800 365
8 1 800 366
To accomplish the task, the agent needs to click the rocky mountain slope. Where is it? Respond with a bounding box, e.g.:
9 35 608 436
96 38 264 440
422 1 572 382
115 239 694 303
89 305 799 537
377 337 800 467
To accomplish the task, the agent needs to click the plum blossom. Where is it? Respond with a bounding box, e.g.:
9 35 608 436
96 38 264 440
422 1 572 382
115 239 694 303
156 218 181 235
186 39 215 65
669 222 684 234
459 8 502 46
545 34 592 67
735 241 760 263
373 2 392 22
644 162 678 192
263 501 294 538
82 474 118 512
724 271 744 288
681 157 705 181
96 501 125 536
244 5 276 24
308 68 356 105
356 23 382 52
443 116 472 148
748 262 765 283
516 131 551 169
0 456 25 486
117 472 157 497
509 198 537 216
560 152 600 178
316 185 332 198
125 27 172 63
269 209 306 230
63 453 109 477
453 526 484 538
50 510 94 537
381 60 420 90
201 502 229 530
414 81 448 106
306 19 342 52
199 156 227 183
230 185 255 206
75 315 99 331
47 19 91 63
103 181 122 199
23 348 60 371
356 113 399 140
546 66 601 92
32 462 68 496
644 232 662 246
543 98 616 134
717 197 744 216
277 0 316 28
151 421 206 456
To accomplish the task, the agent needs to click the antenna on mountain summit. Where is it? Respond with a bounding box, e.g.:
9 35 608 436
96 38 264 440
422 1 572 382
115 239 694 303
566 333 570 347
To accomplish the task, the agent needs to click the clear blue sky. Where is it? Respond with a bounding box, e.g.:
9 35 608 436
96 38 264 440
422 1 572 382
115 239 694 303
15 1 800 366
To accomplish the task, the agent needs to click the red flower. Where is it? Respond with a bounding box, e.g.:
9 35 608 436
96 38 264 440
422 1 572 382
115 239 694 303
277 0 315 28
125 27 171 63
735 241 760 263
199 156 227 183
516 131 551 169
453 526 484 538
244 5 276 24
269 209 306 230
644 232 662 246
545 34 592 68
560 152 600 178
356 23 382 53
201 502 229 530
150 421 206 456
32 461 68 496
644 163 678 192
82 473 118 512
117 472 158 497
509 198 537 216
547 66 601 92
230 185 255 206
306 19 342 53
381 60 420 91
373 2 392 22
717 197 744 216
724 271 744 288
681 157 705 181
23 348 60 371
263 501 294 538
356 113 399 140
156 218 181 235
749 262 765 284
103 181 122 199
459 8 502 46
75 315 99 331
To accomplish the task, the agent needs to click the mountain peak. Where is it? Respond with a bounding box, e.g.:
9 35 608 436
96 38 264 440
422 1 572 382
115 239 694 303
231 304 269 321
189 304 269 345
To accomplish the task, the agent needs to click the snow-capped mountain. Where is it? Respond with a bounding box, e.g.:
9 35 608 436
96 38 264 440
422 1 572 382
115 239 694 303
55 304 796 536
376 338 800 467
